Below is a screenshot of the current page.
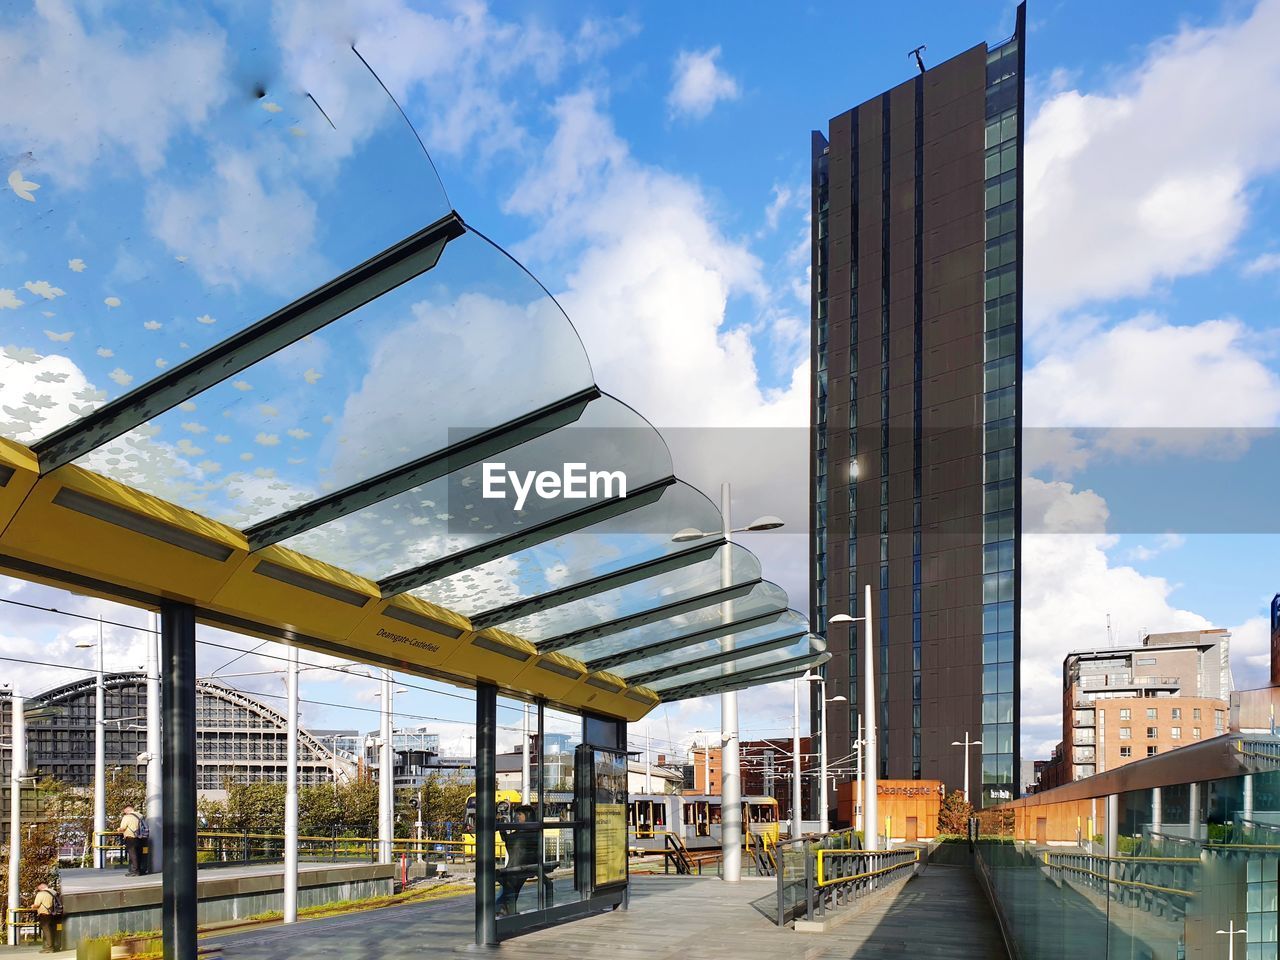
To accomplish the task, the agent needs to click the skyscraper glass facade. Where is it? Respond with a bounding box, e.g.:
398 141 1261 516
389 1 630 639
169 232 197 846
980 29 1023 805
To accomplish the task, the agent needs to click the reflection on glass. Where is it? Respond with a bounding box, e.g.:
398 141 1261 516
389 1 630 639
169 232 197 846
973 744 1280 960
560 581 791 664
75 230 594 529
644 637 824 693
283 395 672 582
610 610 810 682
414 481 724 619
496 543 761 645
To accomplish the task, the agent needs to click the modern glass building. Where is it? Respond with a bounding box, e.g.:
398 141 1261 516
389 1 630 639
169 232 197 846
810 4 1025 807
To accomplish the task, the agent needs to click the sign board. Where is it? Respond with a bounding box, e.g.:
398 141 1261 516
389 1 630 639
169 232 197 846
592 749 628 889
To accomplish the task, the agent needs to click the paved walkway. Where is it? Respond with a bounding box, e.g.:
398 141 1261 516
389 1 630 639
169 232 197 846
196 864 1007 960
2 867 1008 959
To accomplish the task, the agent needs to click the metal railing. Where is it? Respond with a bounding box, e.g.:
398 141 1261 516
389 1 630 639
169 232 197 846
92 830 472 867
1043 851 1196 920
773 830 919 927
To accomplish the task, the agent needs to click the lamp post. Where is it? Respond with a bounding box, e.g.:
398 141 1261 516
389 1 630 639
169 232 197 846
792 678 803 837
284 645 299 923
673 485 784 884
800 674 846 833
951 731 982 806
521 703 531 806
75 619 107 869
145 612 162 874
6 687 25 945
1216 920 1247 960
830 582 877 849
373 679 408 865
415 785 425 862
852 716 865 834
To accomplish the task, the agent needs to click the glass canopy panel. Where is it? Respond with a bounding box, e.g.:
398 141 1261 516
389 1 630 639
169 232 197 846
490 543 760 643
557 581 790 663
0 6 450 445
656 659 823 702
411 480 723 619
609 610 811 681
646 640 826 693
73 230 594 527
276 394 672 582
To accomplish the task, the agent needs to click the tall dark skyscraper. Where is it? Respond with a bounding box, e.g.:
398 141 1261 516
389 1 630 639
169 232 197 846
810 5 1024 808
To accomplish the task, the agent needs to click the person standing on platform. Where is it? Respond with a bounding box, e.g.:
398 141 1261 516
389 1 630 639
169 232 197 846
31 882 61 953
119 804 145 876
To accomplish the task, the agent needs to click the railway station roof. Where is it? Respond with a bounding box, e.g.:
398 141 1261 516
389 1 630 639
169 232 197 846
0 29 823 719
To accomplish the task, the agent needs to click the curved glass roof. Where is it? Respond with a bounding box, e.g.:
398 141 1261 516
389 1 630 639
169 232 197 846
0 11 812 713
2 33 451 449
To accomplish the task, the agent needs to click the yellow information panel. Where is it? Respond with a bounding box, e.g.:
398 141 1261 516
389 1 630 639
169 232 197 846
593 750 628 889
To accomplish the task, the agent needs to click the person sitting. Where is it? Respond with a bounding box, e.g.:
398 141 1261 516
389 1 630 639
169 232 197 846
495 806 554 916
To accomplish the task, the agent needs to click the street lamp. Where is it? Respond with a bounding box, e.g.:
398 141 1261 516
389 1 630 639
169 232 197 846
671 483 785 884
800 673 845 833
1216 920 1247 960
75 620 108 869
372 679 406 865
792 679 803 837
951 731 982 806
831 585 878 850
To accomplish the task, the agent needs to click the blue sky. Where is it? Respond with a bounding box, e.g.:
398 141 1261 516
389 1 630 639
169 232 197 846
3 0 1280 767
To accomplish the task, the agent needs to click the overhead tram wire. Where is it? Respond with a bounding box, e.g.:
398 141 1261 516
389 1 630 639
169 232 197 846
1 595 811 732
0 650 530 735
0 594 548 719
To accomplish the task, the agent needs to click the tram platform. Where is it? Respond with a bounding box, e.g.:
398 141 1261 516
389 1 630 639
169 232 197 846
194 866 1006 959
53 862 396 944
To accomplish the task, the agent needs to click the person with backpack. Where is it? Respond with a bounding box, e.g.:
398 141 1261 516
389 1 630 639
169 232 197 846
30 882 62 953
119 805 148 876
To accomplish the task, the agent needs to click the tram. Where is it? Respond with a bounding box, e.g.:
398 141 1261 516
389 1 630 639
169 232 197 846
462 789 575 858
626 794 779 851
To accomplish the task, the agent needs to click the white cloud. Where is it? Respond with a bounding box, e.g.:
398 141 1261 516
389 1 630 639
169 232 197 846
108 368 133 386
147 151 319 293
23 280 64 300
762 183 796 234
1125 532 1186 562
1025 0 1280 318
0 3 226 180
67 258 86 272
667 46 740 120
0 288 22 309
275 0 585 162
1019 478 1215 757
506 90 803 431
1230 615 1272 687
1025 314 1280 474
1243 252 1280 277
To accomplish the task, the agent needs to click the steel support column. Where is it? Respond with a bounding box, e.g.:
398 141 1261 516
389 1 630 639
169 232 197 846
475 682 498 946
160 601 197 960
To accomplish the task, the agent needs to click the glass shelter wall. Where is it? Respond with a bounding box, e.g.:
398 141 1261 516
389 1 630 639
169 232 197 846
474 696 627 941
977 739 1280 959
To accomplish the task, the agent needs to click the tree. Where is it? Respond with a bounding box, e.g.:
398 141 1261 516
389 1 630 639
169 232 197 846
393 775 471 836
0 779 74 939
937 789 974 836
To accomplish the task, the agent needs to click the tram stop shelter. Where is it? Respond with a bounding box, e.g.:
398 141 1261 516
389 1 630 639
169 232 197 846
0 26 823 957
